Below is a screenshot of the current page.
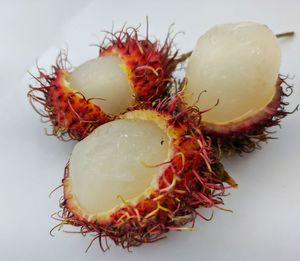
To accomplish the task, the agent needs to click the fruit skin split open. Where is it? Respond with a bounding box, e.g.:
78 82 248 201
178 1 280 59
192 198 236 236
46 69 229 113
99 25 179 102
28 67 112 141
57 108 235 250
200 76 296 155
28 25 181 141
183 22 297 155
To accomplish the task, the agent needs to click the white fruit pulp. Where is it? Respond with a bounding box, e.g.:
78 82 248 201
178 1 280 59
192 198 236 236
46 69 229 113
186 22 281 124
69 119 170 214
68 55 132 115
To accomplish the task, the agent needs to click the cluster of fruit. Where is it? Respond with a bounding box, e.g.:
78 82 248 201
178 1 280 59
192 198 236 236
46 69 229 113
28 21 295 250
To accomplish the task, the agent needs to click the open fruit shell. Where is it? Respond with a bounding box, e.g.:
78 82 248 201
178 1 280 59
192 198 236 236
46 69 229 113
99 25 181 102
57 108 236 250
200 75 298 155
177 75 297 156
28 61 112 141
28 23 185 141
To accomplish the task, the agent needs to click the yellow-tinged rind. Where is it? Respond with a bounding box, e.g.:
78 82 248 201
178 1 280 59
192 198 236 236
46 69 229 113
59 106 233 249
64 110 181 224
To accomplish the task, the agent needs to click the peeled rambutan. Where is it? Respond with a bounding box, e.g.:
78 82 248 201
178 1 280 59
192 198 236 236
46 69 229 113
28 23 182 141
28 62 112 141
54 108 235 250
99 24 180 102
183 22 297 154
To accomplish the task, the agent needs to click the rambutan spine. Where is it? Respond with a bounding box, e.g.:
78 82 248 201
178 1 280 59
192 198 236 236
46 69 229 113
176 28 298 155
28 51 113 141
52 106 236 251
28 22 187 141
202 75 299 155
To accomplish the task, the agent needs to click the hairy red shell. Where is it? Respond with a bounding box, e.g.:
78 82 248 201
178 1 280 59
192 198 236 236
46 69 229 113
28 63 112 141
54 105 235 250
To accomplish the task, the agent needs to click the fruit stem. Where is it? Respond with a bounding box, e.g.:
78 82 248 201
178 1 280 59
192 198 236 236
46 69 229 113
276 31 295 38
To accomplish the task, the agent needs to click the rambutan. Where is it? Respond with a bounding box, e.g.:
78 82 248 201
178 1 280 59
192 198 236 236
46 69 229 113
54 108 235 250
182 22 297 154
28 23 183 141
28 61 112 141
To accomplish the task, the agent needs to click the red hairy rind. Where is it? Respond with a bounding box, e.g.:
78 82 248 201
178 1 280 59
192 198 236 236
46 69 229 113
28 23 185 141
200 75 298 155
28 52 112 141
54 106 236 251
99 24 183 102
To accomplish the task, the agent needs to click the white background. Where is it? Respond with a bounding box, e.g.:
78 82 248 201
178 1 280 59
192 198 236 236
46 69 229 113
0 0 299 260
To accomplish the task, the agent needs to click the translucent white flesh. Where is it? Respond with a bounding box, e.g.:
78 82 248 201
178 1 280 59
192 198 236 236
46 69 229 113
68 56 132 115
186 22 281 124
69 119 170 214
